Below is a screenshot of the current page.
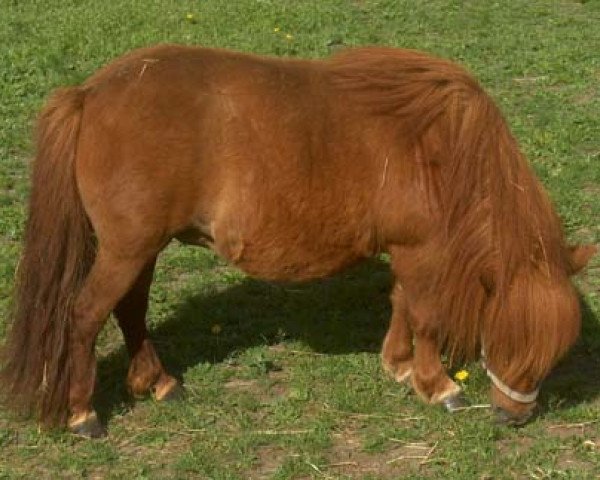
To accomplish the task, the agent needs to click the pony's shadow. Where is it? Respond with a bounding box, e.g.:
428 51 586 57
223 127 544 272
95 257 600 423
95 258 394 421
538 298 600 412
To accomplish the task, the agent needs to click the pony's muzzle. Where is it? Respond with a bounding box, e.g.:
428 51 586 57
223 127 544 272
493 404 536 426
490 384 538 427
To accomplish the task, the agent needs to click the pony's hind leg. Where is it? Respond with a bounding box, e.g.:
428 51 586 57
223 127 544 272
113 258 181 402
381 282 413 383
69 247 156 437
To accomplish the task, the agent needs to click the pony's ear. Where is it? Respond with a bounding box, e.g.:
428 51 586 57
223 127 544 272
568 244 598 275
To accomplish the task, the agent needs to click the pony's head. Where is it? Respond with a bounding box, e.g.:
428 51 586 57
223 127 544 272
482 243 597 425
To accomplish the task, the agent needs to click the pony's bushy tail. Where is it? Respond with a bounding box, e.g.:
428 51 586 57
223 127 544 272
0 86 95 426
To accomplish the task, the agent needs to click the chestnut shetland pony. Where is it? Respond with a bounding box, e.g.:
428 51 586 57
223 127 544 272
1 45 596 437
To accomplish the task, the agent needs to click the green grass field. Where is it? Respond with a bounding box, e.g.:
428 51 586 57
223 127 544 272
1 1 599 478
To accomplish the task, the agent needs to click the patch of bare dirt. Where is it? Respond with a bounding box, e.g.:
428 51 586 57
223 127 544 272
496 426 598 476
546 421 598 440
497 436 535 457
554 456 595 475
572 89 597 106
224 369 289 403
545 419 599 475
249 445 289 480
554 440 597 476
582 183 600 196
323 428 437 479
224 378 260 391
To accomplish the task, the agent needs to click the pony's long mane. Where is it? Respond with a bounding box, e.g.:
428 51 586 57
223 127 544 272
329 48 574 376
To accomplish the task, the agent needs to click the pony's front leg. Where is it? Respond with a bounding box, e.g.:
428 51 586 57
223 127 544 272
381 283 413 383
69 248 152 438
408 301 467 411
114 258 181 402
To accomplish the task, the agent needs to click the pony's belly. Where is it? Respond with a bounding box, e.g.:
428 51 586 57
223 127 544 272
210 221 374 282
232 245 368 282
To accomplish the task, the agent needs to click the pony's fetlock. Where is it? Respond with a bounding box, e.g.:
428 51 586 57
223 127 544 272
382 358 413 384
152 374 183 402
430 381 462 404
68 410 106 439
127 365 161 399
412 372 461 406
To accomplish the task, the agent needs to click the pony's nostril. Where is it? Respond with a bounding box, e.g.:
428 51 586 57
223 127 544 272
494 407 512 424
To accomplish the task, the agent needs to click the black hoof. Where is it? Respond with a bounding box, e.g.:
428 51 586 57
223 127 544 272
158 382 186 402
131 391 150 401
442 393 470 412
69 417 107 439
494 406 535 426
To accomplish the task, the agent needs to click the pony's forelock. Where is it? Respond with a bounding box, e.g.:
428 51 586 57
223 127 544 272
483 268 580 385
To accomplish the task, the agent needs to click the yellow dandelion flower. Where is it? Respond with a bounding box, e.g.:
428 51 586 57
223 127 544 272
211 324 222 335
454 369 469 381
285 34 293 40
273 27 281 32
